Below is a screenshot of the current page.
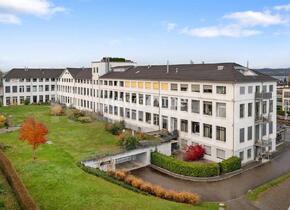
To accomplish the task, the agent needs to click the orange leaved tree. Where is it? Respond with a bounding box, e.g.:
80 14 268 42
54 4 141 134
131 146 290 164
19 117 48 160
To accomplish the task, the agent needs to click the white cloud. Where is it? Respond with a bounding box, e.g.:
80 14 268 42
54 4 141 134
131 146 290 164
0 13 21 24
224 11 285 26
0 0 66 16
181 24 261 38
166 22 177 31
274 4 290 11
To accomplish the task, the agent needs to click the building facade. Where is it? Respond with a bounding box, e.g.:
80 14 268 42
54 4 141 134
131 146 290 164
2 59 277 164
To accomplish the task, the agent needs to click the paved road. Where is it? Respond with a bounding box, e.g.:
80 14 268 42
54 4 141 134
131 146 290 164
132 145 290 202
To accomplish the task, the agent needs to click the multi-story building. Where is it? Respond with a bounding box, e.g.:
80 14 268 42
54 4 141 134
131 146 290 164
279 86 290 111
3 68 63 105
2 58 277 164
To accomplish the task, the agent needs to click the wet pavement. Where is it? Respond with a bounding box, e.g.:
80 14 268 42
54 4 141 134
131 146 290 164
132 145 290 202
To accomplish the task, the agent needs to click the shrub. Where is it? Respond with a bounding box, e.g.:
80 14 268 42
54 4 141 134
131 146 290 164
105 121 125 135
183 145 205 161
151 152 220 177
219 156 241 174
0 115 6 127
50 104 64 116
77 116 93 123
122 135 139 150
67 109 85 120
24 98 30 105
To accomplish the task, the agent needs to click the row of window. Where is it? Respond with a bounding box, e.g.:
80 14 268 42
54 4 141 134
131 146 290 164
239 100 273 119
239 84 274 95
5 85 55 93
5 78 56 82
5 95 55 105
57 85 96 97
239 122 273 143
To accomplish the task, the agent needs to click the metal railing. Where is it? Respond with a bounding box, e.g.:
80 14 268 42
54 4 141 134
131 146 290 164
255 92 272 100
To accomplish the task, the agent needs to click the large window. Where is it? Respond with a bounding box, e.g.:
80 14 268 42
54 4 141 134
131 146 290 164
240 128 245 143
132 93 137 103
170 97 178 110
131 110 137 120
162 116 168 129
248 126 252 140
12 86 17 93
180 99 188 112
125 108 130 118
5 86 10 93
154 114 160 126
191 84 200 92
216 149 225 159
180 120 188 132
203 101 212 116
162 97 168 108
191 100 200 113
138 111 143 122
203 85 212 93
203 124 212 138
240 104 245 118
191 121 200 134
216 126 226 142
216 103 226 118
145 112 151 124
180 84 188 91
216 86 226 94
170 83 178 91
240 86 245 95
248 103 252 117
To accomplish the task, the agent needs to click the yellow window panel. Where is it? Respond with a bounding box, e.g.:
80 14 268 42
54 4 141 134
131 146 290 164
125 81 130 88
161 83 168 91
138 81 144 89
131 81 137 88
153 82 159 90
145 82 151 89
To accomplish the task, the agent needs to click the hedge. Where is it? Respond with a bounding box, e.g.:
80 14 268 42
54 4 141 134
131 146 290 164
219 156 241 174
151 152 220 177
0 150 39 210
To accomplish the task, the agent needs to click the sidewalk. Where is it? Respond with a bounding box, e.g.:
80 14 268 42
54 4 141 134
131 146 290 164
0 127 20 134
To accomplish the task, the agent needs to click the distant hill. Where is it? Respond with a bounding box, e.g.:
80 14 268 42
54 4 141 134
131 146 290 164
254 68 290 76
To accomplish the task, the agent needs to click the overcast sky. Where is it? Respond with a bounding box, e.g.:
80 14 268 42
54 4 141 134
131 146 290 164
1 0 290 71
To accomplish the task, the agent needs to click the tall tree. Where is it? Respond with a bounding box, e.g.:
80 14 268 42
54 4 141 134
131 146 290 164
19 117 48 160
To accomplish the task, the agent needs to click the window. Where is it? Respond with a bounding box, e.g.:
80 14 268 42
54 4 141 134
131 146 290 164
203 85 212 93
180 99 188 112
145 112 151 124
131 93 137 103
204 146 211 156
45 85 49 91
191 121 200 134
162 116 168 129
114 106 118 115
180 84 188 91
247 149 252 159
139 94 144 105
240 104 245 118
248 103 252 117
162 97 168 108
269 122 273 134
216 126 226 142
153 96 159 107
269 100 273 112
5 86 10 93
239 151 244 161
170 83 178 91
145 95 151 106
216 86 226 94
255 86 260 93
240 87 245 95
203 124 212 138
191 100 200 113
262 85 267 93
131 110 137 120
120 107 124 117
216 149 225 159
203 101 212 115
180 120 188 132
12 86 17 93
120 81 124 87
216 103 226 118
125 108 130 118
109 105 113 114
170 97 178 110
248 86 253 94
51 85 55 91
125 93 130 102
262 124 266 136
138 111 143 122
19 86 24 93
33 85 37 92
26 86 30 92
269 85 273 92
262 101 267 114
154 114 160 126
240 128 245 143
248 126 252 140
191 84 200 92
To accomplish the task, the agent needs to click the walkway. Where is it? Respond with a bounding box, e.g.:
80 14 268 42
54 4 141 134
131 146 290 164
132 145 290 202
0 127 19 134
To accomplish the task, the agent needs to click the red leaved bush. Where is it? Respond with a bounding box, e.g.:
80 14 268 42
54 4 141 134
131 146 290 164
19 117 48 160
183 145 205 161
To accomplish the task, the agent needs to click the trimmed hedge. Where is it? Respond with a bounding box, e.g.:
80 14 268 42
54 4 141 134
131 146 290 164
219 156 241 174
0 150 39 210
151 152 220 177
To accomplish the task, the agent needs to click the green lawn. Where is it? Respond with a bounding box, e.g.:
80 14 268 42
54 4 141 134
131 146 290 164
246 171 290 201
0 105 218 210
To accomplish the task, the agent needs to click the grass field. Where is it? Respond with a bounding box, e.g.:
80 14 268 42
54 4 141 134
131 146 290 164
0 105 218 210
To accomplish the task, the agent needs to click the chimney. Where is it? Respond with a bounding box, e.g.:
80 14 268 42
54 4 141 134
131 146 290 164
175 68 178 73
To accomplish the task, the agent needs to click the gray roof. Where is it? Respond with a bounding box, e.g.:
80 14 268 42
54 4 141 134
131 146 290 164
100 63 276 83
4 68 64 79
66 68 92 80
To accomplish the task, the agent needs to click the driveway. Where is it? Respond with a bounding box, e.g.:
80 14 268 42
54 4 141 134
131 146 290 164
132 145 290 202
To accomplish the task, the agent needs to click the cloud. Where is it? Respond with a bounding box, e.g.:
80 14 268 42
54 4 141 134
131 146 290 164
166 22 177 31
0 13 21 24
0 0 66 16
274 4 290 11
181 24 261 38
224 11 285 26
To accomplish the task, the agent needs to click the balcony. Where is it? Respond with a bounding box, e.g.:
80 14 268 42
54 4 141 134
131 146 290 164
255 92 272 100
255 138 272 147
255 113 272 123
